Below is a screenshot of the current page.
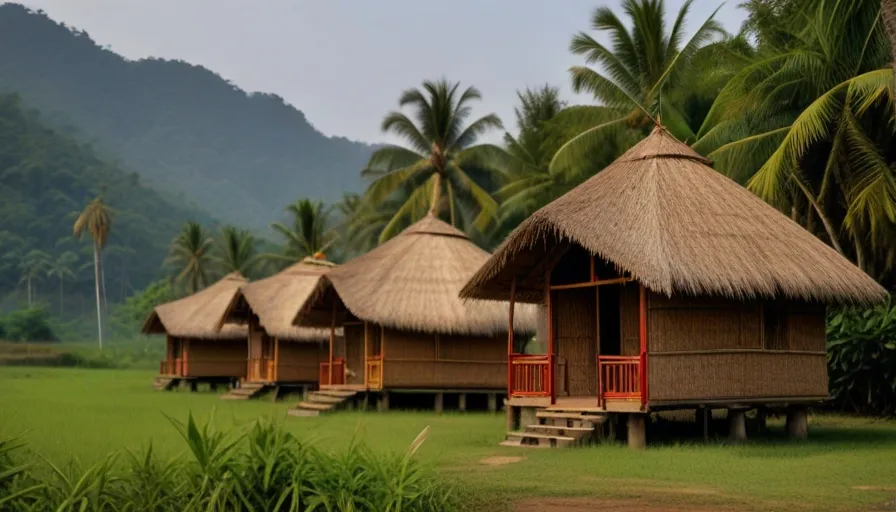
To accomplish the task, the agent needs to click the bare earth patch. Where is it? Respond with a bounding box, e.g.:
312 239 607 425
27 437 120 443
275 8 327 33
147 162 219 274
479 455 526 466
515 497 747 512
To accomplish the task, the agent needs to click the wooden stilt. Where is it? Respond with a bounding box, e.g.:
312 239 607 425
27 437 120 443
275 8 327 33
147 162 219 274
434 392 444 414
786 406 808 439
487 393 498 413
728 409 747 441
458 393 467 412
627 414 647 449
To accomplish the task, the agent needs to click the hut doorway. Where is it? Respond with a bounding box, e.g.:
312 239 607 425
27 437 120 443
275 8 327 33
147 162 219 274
344 324 365 385
553 288 597 397
598 285 622 357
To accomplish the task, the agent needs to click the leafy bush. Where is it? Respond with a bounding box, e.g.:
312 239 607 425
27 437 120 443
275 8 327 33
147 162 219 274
827 295 896 416
0 308 57 342
0 414 455 511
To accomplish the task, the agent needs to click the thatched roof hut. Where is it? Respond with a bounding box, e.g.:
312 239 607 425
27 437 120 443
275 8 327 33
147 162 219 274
225 257 337 341
295 214 536 336
142 272 248 339
461 126 886 305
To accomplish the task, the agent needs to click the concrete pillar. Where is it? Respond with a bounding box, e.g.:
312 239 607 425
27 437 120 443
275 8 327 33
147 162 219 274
728 409 747 442
627 414 647 449
301 385 310 401
505 405 518 431
519 406 538 428
434 393 444 414
786 407 808 439
457 393 467 412
487 393 498 413
377 392 390 412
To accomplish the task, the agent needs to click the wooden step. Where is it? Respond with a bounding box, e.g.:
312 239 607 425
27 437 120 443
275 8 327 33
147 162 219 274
306 393 345 404
315 389 357 398
219 394 249 400
287 408 321 417
506 431 576 448
294 401 335 411
219 384 268 401
526 424 594 435
153 377 178 391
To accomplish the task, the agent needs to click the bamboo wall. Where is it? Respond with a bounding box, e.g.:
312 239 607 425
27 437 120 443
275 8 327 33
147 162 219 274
552 288 596 396
276 341 327 382
380 327 505 389
646 293 828 403
184 339 247 378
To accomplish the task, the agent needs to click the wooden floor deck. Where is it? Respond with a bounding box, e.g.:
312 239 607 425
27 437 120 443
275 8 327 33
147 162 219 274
508 395 644 413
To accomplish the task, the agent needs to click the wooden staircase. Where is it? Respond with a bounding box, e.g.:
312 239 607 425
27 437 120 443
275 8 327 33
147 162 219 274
288 389 358 417
220 382 268 400
501 410 607 448
153 376 179 391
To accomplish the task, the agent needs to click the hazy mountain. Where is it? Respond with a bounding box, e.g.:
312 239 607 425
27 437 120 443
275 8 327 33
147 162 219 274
0 3 376 229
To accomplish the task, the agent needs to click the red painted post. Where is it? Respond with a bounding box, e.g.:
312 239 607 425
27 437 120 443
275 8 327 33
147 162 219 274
545 269 555 405
507 278 516 398
639 284 648 406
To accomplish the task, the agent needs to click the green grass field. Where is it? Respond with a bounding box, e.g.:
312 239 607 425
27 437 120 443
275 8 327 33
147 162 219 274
1 367 895 511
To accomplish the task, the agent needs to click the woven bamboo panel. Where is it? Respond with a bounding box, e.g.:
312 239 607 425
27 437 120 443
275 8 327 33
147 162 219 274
785 311 826 352
276 342 327 382
554 288 596 396
382 360 506 389
384 329 437 359
437 335 504 361
648 352 827 402
185 339 248 378
648 294 762 352
620 284 639 356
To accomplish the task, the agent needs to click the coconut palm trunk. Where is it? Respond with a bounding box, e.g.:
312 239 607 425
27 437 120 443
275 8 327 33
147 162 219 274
883 0 896 115
92 241 103 350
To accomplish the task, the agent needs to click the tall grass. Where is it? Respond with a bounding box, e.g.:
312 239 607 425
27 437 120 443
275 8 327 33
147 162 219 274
0 414 455 511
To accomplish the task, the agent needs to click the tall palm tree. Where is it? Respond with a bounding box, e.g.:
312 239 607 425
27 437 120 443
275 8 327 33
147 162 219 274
73 196 112 349
214 225 261 277
166 221 215 294
694 0 895 277
269 199 336 266
363 78 506 242
46 251 78 316
18 250 50 307
882 0 896 105
551 0 724 172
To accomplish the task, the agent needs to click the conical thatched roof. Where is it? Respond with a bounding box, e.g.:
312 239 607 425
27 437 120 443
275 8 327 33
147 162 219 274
227 257 338 342
142 272 248 339
461 126 886 305
293 215 537 336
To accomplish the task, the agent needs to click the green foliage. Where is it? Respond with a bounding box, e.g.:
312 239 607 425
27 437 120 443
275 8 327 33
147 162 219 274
0 4 374 229
269 199 337 267
214 226 262 278
827 296 896 416
109 280 177 334
165 221 215 294
0 415 454 511
0 307 56 342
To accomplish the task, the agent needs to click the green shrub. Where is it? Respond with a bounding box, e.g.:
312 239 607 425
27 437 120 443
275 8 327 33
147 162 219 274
0 414 455 511
827 295 896 416
1 308 57 342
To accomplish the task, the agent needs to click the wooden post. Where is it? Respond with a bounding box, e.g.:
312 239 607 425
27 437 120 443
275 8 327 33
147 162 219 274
380 324 386 388
505 403 517 431
545 268 555 405
434 392 444 414
273 337 280 382
728 409 747 441
487 392 498 413
378 391 390 412
507 278 516 397
638 284 648 406
627 414 647 449
458 393 467 412
696 407 710 441
786 406 808 439
363 321 369 387
328 300 335 386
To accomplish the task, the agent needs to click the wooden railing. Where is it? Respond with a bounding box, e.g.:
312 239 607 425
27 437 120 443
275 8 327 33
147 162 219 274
509 354 551 397
366 356 383 389
159 358 183 376
319 358 345 386
598 355 642 406
248 358 275 382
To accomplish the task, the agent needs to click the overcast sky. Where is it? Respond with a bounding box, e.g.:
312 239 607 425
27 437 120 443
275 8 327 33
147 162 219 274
11 0 745 144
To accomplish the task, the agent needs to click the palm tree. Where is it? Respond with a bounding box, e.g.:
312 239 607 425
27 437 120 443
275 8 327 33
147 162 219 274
18 250 50 307
46 251 78 316
363 78 506 242
73 196 112 349
551 0 724 172
694 0 895 276
269 199 337 265
166 221 215 294
214 225 261 277
883 0 896 116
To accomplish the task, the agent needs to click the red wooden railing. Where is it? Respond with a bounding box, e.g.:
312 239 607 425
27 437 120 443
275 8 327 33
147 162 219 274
159 358 184 376
597 355 642 407
366 356 383 389
319 358 345 386
248 358 275 382
508 354 551 397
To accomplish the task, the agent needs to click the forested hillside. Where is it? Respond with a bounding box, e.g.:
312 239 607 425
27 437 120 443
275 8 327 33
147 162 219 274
0 3 375 229
0 93 214 313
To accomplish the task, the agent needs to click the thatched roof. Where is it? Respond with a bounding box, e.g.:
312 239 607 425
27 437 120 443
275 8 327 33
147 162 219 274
293 215 537 336
225 257 339 342
461 126 886 305
141 272 248 340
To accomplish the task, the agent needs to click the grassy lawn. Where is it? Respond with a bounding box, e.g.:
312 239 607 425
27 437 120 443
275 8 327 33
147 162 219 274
1 367 895 511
